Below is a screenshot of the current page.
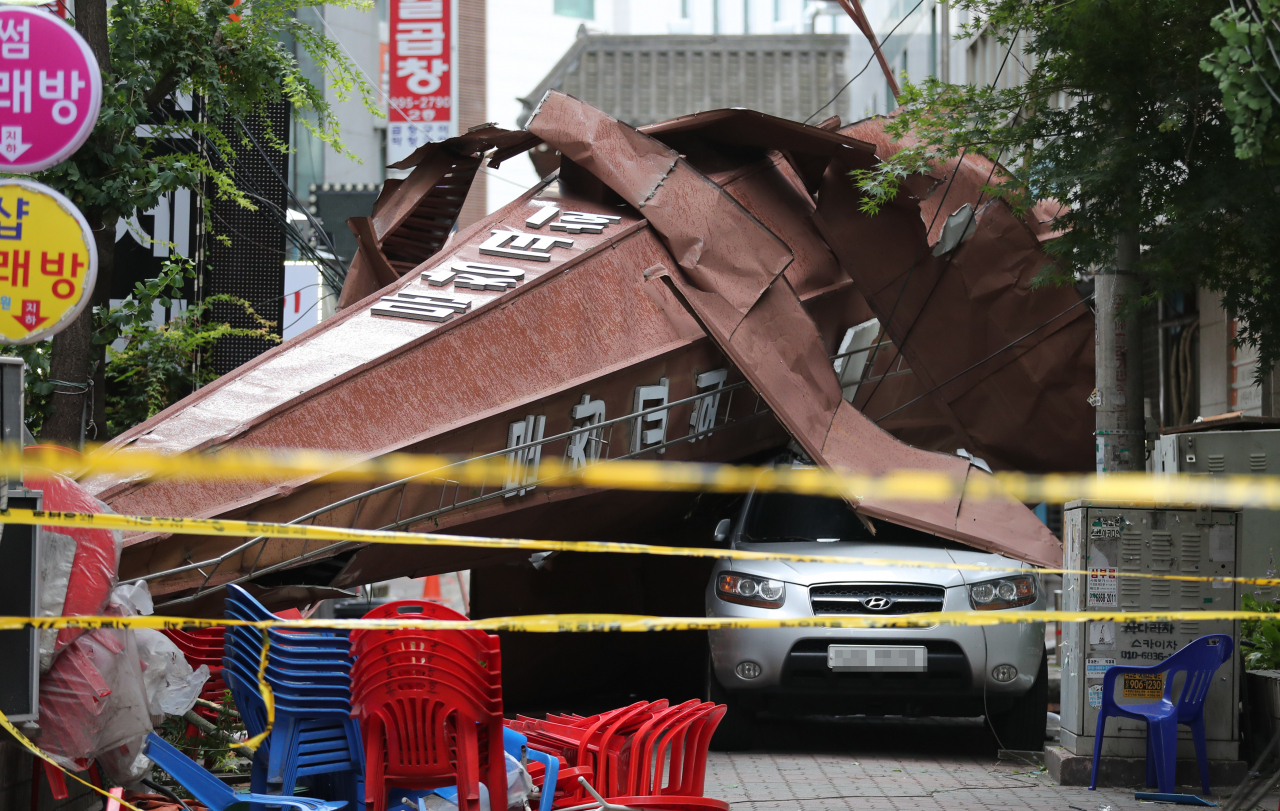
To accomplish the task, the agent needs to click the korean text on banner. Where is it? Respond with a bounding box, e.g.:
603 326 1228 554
388 0 453 163
0 179 98 344
0 6 103 174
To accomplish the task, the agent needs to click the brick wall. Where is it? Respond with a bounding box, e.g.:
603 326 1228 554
457 0 487 228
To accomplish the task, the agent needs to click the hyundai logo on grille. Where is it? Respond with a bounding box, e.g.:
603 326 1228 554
861 596 894 611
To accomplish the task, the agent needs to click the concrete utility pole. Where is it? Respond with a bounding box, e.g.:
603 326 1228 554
1094 232 1146 472
939 0 950 83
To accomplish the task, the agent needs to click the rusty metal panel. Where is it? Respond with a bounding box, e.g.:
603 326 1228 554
527 95 793 320
92 184 786 600
814 119 1094 472
527 92 1061 568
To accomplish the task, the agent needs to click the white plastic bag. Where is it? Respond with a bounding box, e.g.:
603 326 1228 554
38 622 152 781
421 752 532 811
36 582 170 786
136 629 209 723
37 531 77 674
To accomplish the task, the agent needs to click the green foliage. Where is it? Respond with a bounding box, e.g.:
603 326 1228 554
13 0 373 441
104 291 279 438
0 258 198 436
852 0 1280 368
1202 0 1280 160
34 0 377 228
1242 592 1280 670
157 691 250 785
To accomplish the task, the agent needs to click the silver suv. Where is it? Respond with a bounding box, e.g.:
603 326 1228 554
705 485 1048 750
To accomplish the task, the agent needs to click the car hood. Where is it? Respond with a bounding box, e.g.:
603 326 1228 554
729 541 1025 589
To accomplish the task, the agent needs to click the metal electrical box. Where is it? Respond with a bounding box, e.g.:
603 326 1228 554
1061 502 1239 760
1152 429 1280 606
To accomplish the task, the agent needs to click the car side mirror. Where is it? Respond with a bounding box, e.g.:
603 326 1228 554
713 518 732 545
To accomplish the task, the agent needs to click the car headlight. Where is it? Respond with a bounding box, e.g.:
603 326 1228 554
716 573 786 608
968 574 1036 610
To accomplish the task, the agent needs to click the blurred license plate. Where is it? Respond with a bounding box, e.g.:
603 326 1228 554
828 645 927 672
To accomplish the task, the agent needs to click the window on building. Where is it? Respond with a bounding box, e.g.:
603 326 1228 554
744 0 750 32
682 0 690 18
554 0 594 19
774 0 781 21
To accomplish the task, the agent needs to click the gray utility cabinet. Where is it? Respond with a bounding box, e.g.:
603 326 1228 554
1152 429 1280 604
1061 502 1239 760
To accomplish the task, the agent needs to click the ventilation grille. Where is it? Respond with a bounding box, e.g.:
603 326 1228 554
1181 536 1203 572
206 103 289 375
1208 454 1226 473
1252 452 1267 472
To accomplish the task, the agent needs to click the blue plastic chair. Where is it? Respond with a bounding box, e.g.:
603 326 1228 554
143 732 347 810
502 728 558 811
1090 634 1233 795
223 589 366 811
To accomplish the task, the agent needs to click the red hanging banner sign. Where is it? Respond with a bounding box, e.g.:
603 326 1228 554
387 0 454 163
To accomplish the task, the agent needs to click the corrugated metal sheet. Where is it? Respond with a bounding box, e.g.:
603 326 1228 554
518 33 849 128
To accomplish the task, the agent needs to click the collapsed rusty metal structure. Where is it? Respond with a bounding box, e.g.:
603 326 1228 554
85 96 1093 614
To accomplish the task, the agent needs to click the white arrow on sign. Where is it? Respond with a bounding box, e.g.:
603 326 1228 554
0 127 33 163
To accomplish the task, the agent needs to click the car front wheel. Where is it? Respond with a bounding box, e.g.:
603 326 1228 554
707 659 755 751
987 651 1049 751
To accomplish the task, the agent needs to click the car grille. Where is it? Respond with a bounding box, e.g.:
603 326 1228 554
809 583 946 616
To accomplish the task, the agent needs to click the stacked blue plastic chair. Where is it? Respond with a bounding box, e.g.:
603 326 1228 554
223 584 366 811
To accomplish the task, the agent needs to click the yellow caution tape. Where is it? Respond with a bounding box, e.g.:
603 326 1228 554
235 629 274 754
1 507 1274 589
0 712 145 811
0 610 1267 633
11 445 1280 506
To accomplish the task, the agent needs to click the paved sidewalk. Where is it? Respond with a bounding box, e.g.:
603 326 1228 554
705 716 1273 811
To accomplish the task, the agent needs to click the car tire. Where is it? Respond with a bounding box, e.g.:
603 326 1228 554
988 651 1049 751
707 660 755 752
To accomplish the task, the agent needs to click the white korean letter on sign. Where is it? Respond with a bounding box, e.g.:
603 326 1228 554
0 7 102 173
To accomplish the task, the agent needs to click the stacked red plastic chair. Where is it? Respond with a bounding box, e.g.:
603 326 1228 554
506 699 727 811
162 627 227 728
349 600 506 811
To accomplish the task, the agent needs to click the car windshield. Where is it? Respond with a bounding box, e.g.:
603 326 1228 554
739 491 971 548
741 492 874 543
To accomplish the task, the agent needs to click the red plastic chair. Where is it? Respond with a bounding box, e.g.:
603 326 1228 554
350 600 470 651
358 679 505 811
352 600 507 811
352 639 500 694
163 626 228 732
649 704 723 796
621 701 704 797
505 698 726 809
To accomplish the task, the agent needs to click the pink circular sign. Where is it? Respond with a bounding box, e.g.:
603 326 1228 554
0 6 102 174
